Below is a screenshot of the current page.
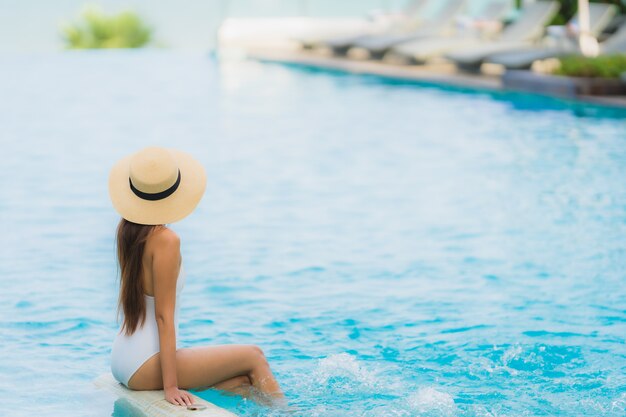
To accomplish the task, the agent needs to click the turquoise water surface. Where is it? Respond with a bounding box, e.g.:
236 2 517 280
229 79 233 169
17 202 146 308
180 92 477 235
0 51 625 417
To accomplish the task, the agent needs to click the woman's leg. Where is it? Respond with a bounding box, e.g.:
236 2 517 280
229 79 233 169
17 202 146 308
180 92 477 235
196 375 253 398
128 344 284 403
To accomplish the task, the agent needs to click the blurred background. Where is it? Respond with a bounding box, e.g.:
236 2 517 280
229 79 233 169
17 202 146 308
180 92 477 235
0 0 557 52
2 1 437 52
1 1 625 417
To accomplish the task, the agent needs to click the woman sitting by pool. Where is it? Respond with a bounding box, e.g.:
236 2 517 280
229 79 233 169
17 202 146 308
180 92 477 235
108 146 285 407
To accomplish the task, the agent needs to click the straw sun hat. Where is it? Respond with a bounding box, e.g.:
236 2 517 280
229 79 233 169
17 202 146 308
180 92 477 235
109 147 206 225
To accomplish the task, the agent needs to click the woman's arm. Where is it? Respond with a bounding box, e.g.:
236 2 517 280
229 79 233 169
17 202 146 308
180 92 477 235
152 228 193 406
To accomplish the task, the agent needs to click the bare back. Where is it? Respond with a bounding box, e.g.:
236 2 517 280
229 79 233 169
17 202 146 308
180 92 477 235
142 226 181 297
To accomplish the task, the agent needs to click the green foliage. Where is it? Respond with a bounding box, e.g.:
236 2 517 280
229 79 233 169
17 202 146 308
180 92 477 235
548 0 626 25
553 54 626 78
61 6 152 49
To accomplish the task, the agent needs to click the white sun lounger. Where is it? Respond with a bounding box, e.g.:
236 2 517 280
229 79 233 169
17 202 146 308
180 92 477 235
390 0 512 64
484 3 618 70
347 0 467 59
297 0 430 50
321 0 464 57
443 0 560 71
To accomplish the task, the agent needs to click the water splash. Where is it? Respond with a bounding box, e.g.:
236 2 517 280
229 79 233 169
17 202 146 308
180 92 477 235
314 353 379 394
406 387 456 417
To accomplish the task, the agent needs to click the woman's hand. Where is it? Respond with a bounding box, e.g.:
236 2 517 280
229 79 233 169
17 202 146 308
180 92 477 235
164 386 195 406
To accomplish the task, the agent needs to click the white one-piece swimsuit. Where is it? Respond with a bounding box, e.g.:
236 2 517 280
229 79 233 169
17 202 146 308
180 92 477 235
111 264 185 387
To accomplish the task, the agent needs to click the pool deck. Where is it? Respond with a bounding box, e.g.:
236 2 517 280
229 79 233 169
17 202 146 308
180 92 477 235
246 49 626 109
217 16 626 109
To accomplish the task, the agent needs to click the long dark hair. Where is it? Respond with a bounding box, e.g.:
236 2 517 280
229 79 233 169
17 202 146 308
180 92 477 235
115 218 161 336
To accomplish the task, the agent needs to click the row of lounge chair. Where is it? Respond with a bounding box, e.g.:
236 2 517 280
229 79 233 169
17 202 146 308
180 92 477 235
296 0 626 73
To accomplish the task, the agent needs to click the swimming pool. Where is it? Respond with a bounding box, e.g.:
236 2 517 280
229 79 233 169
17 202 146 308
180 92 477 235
0 51 625 417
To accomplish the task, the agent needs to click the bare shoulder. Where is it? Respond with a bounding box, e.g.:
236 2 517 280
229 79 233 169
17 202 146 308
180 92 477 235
145 226 180 260
151 226 180 246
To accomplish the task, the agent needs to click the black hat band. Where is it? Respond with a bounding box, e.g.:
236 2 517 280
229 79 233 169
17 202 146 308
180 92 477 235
129 170 181 201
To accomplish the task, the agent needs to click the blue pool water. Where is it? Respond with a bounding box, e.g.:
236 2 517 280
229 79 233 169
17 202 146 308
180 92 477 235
0 51 625 417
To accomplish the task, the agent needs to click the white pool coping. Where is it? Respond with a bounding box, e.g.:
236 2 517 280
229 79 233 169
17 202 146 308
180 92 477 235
93 373 237 417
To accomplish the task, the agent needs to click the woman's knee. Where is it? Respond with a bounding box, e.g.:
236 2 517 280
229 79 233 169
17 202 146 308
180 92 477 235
246 344 269 369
